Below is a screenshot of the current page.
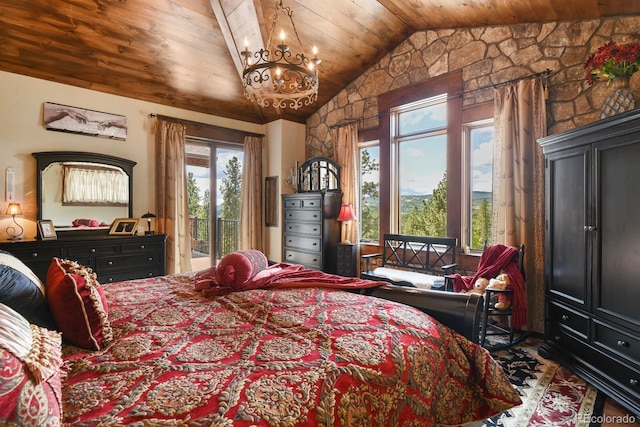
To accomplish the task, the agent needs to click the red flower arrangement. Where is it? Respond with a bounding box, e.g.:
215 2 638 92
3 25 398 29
584 35 640 85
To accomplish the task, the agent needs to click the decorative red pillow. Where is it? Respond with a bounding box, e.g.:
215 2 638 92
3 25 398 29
0 303 63 425
215 250 269 288
46 258 113 350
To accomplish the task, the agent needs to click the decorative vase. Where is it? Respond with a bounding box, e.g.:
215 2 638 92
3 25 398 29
600 75 635 119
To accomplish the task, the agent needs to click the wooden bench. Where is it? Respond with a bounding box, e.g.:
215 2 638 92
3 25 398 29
361 234 458 291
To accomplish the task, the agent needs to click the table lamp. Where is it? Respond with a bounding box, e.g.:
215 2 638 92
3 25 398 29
141 212 156 235
337 204 356 244
5 202 24 240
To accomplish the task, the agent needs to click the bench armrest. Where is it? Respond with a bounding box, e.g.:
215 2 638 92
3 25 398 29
361 252 382 272
441 263 457 275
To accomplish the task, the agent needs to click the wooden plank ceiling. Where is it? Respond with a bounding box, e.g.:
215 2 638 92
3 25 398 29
0 0 637 124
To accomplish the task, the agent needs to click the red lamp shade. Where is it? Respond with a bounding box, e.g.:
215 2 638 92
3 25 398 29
337 204 356 222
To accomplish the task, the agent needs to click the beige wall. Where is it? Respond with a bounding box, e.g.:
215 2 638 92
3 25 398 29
263 119 305 262
0 70 265 240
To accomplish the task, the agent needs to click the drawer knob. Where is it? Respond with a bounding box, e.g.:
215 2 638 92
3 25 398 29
313 243 317 246
148 272 153 277
91 248 96 253
148 257 153 261
617 340 629 348
140 245 145 249
561 314 569 321
108 277 114 282
31 252 38 257
108 261 113 266
554 335 561 342
630 379 639 387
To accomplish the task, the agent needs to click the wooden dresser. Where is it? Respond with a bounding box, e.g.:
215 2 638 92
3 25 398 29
538 110 640 417
0 233 167 284
282 192 342 273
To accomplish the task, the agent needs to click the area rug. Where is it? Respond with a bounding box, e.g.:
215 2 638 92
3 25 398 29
483 336 605 427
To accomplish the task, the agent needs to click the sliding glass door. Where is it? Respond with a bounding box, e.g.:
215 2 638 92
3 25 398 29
186 140 243 269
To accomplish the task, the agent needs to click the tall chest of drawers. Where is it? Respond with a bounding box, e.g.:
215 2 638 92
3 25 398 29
282 192 342 273
0 234 167 284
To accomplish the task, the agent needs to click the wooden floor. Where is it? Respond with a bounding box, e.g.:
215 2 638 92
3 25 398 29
601 398 639 426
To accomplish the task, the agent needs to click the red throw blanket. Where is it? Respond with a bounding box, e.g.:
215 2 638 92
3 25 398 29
450 245 527 329
196 262 387 297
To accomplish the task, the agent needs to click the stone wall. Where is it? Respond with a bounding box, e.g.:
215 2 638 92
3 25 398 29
306 16 640 158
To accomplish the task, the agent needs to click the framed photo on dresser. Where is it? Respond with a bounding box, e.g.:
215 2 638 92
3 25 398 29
109 218 139 235
37 220 57 240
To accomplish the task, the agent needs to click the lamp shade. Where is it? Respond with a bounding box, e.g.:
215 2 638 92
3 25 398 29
337 204 356 222
5 203 22 216
141 212 156 219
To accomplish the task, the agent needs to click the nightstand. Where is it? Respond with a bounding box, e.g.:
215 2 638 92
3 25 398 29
336 243 357 277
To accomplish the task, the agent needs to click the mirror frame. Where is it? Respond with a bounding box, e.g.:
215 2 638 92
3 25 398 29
32 151 136 224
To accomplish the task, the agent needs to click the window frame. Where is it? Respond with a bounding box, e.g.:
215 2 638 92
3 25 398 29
462 117 495 252
376 71 463 245
358 139 381 242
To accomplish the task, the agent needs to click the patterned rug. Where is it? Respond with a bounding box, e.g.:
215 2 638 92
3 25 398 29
482 336 605 427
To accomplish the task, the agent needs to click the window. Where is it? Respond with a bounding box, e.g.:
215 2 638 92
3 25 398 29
186 140 244 269
364 71 464 244
391 95 448 236
463 120 494 251
359 142 380 241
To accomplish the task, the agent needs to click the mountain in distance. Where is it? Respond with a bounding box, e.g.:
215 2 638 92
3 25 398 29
363 191 492 214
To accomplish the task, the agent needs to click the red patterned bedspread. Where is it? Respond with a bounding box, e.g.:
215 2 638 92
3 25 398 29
61 272 520 426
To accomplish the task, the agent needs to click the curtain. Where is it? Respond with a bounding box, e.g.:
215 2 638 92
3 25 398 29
332 123 359 244
492 77 546 333
155 119 191 274
240 135 264 251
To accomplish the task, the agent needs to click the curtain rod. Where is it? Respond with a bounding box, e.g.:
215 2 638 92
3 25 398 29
329 69 553 130
149 113 265 138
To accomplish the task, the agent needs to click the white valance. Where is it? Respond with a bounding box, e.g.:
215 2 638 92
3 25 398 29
62 163 128 205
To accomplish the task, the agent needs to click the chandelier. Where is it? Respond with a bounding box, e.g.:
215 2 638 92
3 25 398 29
241 0 320 110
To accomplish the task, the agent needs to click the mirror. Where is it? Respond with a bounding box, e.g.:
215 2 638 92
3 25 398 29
298 157 340 192
33 151 136 230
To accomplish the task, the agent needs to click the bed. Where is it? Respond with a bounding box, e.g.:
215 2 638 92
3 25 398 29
0 249 521 426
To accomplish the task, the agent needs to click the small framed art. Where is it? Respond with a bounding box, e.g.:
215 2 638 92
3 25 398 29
37 220 57 240
109 218 139 235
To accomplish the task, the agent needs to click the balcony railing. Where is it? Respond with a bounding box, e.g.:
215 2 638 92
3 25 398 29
190 217 239 259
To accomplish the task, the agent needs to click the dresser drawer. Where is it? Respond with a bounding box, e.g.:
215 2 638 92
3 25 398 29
283 198 322 209
284 249 321 269
284 234 321 252
548 300 589 338
96 254 162 271
283 222 321 236
593 320 640 364
121 241 164 253
67 244 119 258
99 267 163 284
284 209 322 222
